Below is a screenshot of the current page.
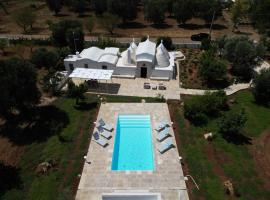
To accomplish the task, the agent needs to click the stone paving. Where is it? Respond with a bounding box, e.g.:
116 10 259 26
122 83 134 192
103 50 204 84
76 103 189 200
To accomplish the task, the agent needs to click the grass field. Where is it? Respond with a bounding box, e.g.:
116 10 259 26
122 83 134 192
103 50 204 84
0 94 164 200
169 90 270 200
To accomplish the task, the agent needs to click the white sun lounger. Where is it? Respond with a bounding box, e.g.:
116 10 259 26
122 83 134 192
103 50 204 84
155 121 170 132
156 127 170 141
158 138 174 154
93 131 108 147
100 129 112 139
98 118 114 132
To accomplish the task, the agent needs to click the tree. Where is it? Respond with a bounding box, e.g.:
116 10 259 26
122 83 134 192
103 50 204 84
219 109 247 135
0 38 8 55
72 0 87 16
156 36 173 50
251 0 270 33
45 0 62 15
67 81 88 104
253 69 270 106
66 27 85 53
107 0 137 23
143 0 167 25
85 17 95 34
31 48 59 69
166 0 175 17
173 0 193 25
199 51 227 86
13 8 37 33
98 13 120 35
0 58 41 117
222 36 265 81
92 0 107 15
50 20 83 47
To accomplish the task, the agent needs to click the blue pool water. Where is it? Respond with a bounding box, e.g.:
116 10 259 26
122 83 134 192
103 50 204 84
111 115 154 171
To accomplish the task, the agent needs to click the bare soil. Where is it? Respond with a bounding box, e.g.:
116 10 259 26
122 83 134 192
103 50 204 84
250 130 270 190
0 1 260 40
0 136 24 167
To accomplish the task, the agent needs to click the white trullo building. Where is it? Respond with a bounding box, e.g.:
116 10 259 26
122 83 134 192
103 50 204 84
64 37 176 80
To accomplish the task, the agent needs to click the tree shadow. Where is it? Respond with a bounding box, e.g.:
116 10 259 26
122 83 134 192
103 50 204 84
0 105 70 146
222 132 252 145
234 30 253 36
178 23 205 30
151 23 173 29
118 22 147 29
0 162 22 196
55 13 70 17
205 23 227 30
74 101 98 111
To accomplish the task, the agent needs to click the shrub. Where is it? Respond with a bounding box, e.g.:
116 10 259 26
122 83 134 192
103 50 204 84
218 108 247 135
253 69 270 106
184 91 228 125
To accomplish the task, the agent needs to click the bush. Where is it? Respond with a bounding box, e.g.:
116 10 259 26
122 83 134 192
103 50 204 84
218 108 247 135
184 91 228 125
253 69 270 106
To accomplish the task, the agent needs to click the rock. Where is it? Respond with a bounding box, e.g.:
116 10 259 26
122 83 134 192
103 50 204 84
36 162 52 174
224 180 234 196
204 132 213 141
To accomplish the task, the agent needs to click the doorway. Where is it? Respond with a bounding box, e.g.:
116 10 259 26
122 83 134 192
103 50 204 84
140 67 147 78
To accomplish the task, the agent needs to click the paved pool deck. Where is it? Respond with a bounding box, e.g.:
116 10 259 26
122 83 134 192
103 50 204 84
76 103 189 200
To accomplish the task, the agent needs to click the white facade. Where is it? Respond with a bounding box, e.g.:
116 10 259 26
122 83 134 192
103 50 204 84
64 38 176 80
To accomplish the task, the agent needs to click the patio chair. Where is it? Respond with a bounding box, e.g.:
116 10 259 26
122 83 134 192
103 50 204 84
144 83 151 89
156 127 170 142
155 121 170 132
158 138 174 154
99 129 112 139
158 83 166 90
97 118 114 132
152 84 157 90
92 131 108 147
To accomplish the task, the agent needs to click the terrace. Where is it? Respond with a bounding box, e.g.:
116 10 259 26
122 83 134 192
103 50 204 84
76 103 188 200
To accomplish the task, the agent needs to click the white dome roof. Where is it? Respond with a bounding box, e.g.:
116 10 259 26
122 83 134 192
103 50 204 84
156 42 170 67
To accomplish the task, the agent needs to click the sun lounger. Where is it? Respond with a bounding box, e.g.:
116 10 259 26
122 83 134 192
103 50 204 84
152 84 157 90
100 129 112 139
156 127 170 141
155 121 170 132
158 138 174 154
93 131 108 147
97 118 114 131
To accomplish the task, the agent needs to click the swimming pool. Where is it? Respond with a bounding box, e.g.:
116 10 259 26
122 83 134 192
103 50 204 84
111 114 154 171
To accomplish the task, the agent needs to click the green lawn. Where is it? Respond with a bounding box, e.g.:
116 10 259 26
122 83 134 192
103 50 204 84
170 90 270 200
0 94 164 200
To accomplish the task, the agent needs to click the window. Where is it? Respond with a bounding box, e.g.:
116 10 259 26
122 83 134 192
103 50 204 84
69 64 74 71
102 65 107 70
84 64 88 68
